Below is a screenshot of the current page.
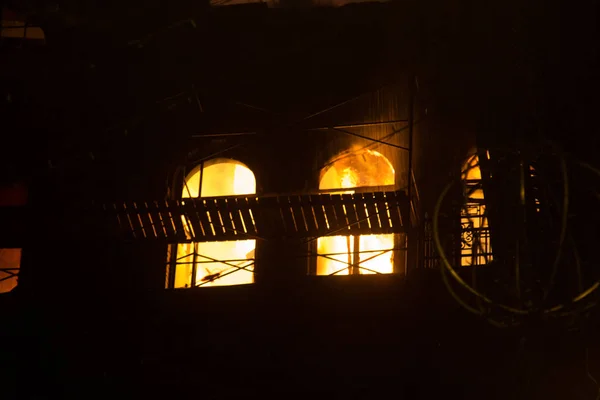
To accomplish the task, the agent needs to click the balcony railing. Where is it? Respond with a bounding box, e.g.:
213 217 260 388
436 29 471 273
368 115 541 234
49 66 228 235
105 190 410 242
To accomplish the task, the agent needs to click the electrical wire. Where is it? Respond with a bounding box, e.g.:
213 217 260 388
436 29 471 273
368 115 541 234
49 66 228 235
433 179 529 315
544 160 600 312
315 117 423 175
326 127 410 151
299 80 404 123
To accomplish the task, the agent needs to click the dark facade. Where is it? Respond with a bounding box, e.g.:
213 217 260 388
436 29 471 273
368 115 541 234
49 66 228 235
2 1 600 399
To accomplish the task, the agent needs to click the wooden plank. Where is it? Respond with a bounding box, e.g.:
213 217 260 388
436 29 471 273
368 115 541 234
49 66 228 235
362 193 380 232
135 202 152 238
330 194 350 235
300 195 319 235
192 199 212 239
114 203 134 239
353 193 369 230
111 203 125 231
182 200 205 241
387 191 406 230
168 200 187 241
144 201 165 239
374 192 391 232
118 202 135 238
103 191 410 242
162 200 181 240
126 202 145 238
277 196 297 234
241 197 258 236
320 193 339 234
203 198 223 238
215 197 236 238
341 193 359 235
147 201 166 239
309 194 329 235
138 201 158 239
176 201 192 240
278 196 298 233
229 198 247 236
289 195 307 235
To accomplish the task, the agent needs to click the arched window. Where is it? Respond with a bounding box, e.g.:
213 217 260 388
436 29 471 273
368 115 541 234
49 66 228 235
316 149 396 275
460 152 492 266
171 159 256 287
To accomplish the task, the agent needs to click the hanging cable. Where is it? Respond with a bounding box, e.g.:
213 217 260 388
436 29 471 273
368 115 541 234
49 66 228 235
542 144 570 302
433 178 529 315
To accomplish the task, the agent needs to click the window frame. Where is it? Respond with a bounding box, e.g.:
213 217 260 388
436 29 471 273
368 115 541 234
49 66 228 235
166 158 258 289
310 149 403 276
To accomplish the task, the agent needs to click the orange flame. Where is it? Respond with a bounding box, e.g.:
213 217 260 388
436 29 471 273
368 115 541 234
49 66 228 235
340 167 358 189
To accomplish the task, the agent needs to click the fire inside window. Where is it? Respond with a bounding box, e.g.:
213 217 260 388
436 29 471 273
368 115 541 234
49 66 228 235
460 152 493 266
171 159 256 287
316 149 396 275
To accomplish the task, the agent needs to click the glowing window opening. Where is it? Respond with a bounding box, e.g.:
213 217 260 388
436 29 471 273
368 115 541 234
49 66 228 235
170 159 257 288
460 152 492 266
317 149 396 276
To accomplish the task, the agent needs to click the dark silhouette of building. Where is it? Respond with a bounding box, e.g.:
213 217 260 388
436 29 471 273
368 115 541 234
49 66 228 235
1 1 599 399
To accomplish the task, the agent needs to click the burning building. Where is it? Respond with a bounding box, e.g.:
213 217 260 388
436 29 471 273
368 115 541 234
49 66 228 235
1 0 599 399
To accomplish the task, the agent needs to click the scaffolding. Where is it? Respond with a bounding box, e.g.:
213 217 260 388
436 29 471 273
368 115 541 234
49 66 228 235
117 76 420 284
108 187 411 286
107 189 410 242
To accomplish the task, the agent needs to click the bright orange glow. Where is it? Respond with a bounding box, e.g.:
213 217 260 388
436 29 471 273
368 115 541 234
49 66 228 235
317 149 395 275
0 248 20 293
173 159 256 288
463 152 482 181
0 21 45 40
461 153 492 266
320 149 395 190
340 167 358 188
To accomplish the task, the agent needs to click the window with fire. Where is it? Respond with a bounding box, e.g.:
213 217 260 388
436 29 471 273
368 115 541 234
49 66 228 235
315 149 398 275
169 159 257 288
167 150 400 288
459 151 543 266
460 152 493 266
